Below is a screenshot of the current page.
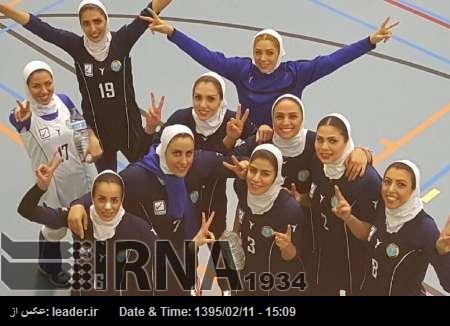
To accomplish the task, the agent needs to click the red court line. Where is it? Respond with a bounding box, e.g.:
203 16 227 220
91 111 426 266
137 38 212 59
385 0 450 29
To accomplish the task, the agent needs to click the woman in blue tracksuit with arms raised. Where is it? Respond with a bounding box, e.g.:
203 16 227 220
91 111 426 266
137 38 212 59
140 9 398 127
0 0 173 171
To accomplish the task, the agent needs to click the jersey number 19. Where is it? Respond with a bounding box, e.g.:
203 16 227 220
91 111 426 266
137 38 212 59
99 82 116 99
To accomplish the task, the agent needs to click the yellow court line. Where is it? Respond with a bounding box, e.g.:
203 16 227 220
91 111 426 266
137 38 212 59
421 188 440 204
374 103 450 166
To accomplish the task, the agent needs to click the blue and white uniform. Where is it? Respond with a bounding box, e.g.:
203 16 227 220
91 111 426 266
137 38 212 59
310 114 381 296
154 72 256 237
9 61 97 284
361 161 450 296
235 144 307 296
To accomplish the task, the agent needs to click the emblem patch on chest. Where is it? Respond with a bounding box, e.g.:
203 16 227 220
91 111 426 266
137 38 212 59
84 64 93 77
153 200 166 216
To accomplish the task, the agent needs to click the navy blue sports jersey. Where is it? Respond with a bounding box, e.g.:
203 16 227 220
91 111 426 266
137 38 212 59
71 150 231 295
18 184 157 296
24 3 155 163
233 130 317 275
154 107 257 237
234 180 307 296
233 130 316 194
362 207 450 296
310 155 382 296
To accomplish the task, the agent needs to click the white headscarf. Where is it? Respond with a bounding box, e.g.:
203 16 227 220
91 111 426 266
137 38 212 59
78 0 112 62
252 28 286 74
271 94 308 157
156 124 194 175
321 113 355 180
385 160 423 234
247 144 285 215
191 71 228 137
89 170 126 240
23 60 60 117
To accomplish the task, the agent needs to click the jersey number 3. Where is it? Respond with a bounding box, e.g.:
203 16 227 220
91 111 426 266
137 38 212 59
99 82 116 99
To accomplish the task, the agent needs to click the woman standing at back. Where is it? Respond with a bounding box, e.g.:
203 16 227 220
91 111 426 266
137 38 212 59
0 0 173 171
141 10 398 127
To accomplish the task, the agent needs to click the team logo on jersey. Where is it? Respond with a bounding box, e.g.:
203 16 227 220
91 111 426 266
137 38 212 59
38 127 51 140
386 243 400 258
153 200 166 215
261 226 274 238
116 250 128 263
297 170 310 182
111 60 122 72
190 191 199 204
84 64 93 77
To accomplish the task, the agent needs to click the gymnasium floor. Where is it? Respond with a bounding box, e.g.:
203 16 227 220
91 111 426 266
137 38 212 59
0 0 449 296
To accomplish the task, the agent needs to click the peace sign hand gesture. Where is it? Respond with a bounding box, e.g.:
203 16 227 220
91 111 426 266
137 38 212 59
226 104 250 141
145 92 165 134
192 211 216 250
332 185 352 221
370 17 400 45
223 156 249 180
283 182 301 201
35 151 63 191
139 8 175 37
436 215 450 255
273 225 297 260
15 100 31 122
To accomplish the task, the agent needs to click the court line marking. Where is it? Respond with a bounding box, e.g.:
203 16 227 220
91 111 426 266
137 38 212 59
385 0 450 29
308 0 450 66
374 103 450 165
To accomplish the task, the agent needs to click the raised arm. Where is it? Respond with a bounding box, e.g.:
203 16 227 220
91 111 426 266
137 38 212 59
1 3 79 54
139 10 245 81
116 1 173 54
0 3 30 25
299 17 399 86
151 0 172 14
17 153 67 229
